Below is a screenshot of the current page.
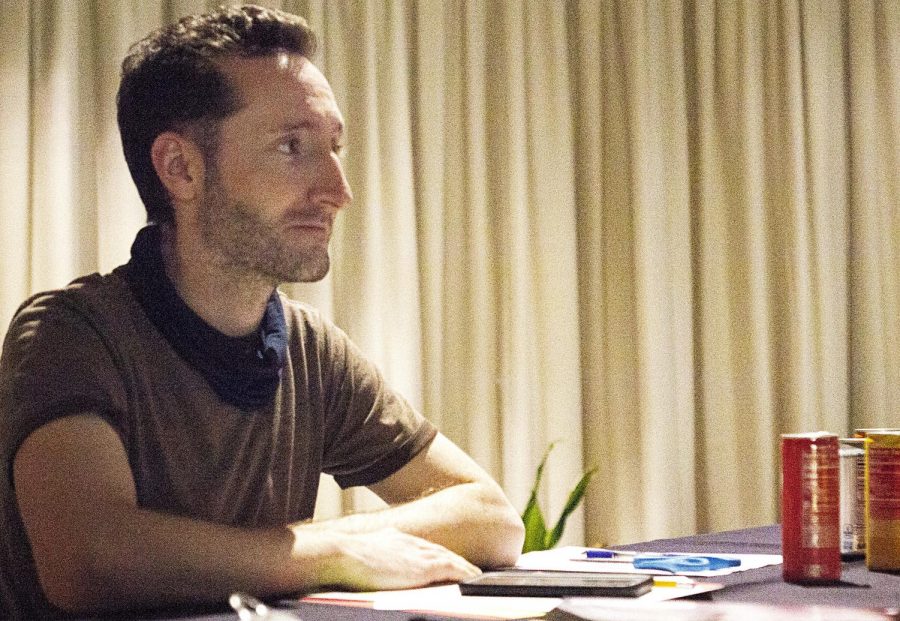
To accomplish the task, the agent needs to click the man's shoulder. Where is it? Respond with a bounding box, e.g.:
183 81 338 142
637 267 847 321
11 270 131 328
4 271 141 361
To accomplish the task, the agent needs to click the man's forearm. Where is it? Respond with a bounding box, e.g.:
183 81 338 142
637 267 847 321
43 501 335 613
43 500 481 614
301 480 525 568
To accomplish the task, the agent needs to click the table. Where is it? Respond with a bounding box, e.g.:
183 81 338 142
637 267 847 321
81 525 900 620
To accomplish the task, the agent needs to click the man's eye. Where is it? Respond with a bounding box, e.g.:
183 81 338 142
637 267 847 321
277 138 302 155
332 141 345 156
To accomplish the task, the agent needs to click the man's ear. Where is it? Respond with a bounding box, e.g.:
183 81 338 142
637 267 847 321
150 132 206 204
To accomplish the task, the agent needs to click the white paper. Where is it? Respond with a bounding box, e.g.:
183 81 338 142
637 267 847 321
305 584 559 619
516 546 783 577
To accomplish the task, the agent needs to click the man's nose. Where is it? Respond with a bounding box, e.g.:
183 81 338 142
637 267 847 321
310 152 353 210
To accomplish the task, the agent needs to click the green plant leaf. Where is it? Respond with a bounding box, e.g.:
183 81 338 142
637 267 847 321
531 442 557 495
521 492 548 553
544 465 598 549
520 442 558 552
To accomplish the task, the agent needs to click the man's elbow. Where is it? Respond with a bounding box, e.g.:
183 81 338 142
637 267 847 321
38 567 97 614
42 580 102 616
475 488 525 567
486 509 525 567
34 539 121 614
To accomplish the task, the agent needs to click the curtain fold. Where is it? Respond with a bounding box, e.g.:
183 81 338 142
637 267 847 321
1 0 897 548
848 0 900 429
0 2 32 330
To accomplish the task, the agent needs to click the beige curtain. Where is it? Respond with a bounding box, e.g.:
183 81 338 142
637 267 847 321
1 0 897 549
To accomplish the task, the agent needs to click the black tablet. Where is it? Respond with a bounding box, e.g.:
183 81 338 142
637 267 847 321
459 570 653 598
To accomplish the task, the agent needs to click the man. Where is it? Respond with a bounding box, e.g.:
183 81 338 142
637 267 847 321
0 5 524 618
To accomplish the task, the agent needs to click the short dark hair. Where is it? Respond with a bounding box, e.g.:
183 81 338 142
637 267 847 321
117 4 317 224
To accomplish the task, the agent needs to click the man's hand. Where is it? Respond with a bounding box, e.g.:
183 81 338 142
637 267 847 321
319 528 481 591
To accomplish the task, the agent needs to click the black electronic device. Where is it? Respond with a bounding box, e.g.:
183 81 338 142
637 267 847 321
459 570 653 598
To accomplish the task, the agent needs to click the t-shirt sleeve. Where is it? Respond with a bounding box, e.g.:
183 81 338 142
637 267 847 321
0 291 127 477
315 317 436 489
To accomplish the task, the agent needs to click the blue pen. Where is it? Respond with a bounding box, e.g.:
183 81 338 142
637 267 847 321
582 549 638 560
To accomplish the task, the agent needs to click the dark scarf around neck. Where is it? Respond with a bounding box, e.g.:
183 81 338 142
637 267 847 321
122 225 287 410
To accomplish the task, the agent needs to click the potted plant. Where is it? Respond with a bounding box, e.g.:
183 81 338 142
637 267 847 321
521 441 598 553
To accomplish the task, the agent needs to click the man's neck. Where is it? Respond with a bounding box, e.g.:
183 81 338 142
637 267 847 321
159 224 275 337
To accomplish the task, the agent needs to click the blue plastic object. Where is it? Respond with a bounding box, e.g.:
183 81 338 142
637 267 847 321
632 554 741 573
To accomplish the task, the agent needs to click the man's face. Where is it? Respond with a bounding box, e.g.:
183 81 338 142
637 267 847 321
196 53 352 283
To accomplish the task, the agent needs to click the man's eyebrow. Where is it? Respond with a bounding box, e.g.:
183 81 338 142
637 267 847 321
269 119 345 135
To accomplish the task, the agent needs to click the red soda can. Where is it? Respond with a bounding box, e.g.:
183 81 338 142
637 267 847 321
781 432 841 583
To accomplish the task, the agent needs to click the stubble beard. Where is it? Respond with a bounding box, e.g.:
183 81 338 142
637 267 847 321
197 180 331 284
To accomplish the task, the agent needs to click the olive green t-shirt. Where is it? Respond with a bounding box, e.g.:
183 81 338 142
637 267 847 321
0 268 436 618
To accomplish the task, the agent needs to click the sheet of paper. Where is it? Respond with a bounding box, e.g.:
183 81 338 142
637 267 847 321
303 578 724 619
304 584 558 619
548 598 899 621
516 546 783 577
642 577 723 600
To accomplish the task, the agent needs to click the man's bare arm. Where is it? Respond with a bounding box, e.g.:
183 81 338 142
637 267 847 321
13 415 479 614
300 433 525 569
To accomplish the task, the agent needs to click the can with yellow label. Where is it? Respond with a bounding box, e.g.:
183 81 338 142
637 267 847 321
866 431 900 570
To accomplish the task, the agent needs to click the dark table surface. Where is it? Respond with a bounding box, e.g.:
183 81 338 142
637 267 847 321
81 525 900 620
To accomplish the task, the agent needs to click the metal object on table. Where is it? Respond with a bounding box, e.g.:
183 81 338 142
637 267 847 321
229 592 303 621
839 438 866 557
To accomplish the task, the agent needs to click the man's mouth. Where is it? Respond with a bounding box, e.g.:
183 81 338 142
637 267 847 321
285 218 332 238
